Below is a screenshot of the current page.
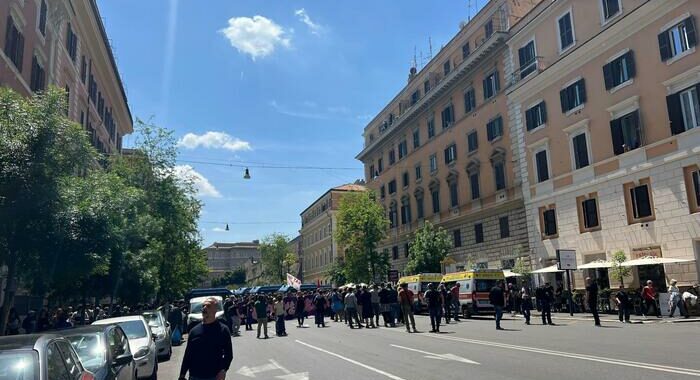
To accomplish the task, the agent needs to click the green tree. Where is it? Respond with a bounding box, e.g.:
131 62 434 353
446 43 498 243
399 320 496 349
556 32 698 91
213 268 246 287
405 221 452 275
334 191 389 283
0 88 95 333
326 260 347 286
260 233 291 283
512 257 532 285
609 250 631 288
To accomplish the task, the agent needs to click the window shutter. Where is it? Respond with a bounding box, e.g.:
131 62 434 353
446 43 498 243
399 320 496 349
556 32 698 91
610 118 625 155
626 51 636 79
578 79 587 104
602 62 614 90
16 33 23 72
518 46 526 69
560 88 569 113
536 151 549 182
686 17 697 48
540 102 548 124
494 71 500 92
658 31 672 61
666 93 684 135
4 16 12 55
635 186 652 217
444 148 450 164
525 108 533 131
483 77 489 98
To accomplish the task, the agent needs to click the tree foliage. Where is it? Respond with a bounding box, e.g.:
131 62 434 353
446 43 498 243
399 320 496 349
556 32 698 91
405 221 451 275
609 250 631 287
211 268 246 287
334 191 389 283
260 233 292 283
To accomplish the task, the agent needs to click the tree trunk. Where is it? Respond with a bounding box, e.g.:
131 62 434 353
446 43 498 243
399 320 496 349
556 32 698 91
0 255 19 336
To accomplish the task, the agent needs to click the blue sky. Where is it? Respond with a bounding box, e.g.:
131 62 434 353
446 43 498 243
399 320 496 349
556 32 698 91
98 0 487 246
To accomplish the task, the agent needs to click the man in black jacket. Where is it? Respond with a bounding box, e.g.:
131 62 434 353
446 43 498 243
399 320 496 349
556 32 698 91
489 281 505 330
180 297 233 380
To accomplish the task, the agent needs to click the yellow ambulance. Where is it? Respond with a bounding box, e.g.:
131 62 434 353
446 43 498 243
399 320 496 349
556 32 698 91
441 269 505 318
397 273 443 313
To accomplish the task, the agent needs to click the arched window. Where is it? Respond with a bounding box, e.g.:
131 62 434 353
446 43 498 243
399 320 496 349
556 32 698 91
490 148 507 191
389 200 398 228
446 170 459 208
414 187 425 219
466 158 481 200
400 195 412 225
429 179 440 214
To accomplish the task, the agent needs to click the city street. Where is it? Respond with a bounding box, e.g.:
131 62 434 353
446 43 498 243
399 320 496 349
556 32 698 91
160 315 700 380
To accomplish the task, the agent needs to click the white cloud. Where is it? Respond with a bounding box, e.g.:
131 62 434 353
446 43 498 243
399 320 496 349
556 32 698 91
220 16 290 60
212 227 227 232
177 131 252 152
173 165 222 198
294 8 322 35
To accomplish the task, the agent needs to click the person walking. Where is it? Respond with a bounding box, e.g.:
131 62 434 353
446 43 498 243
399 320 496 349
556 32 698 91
440 284 451 324
668 279 689 318
521 284 532 325
614 285 631 323
425 283 442 333
370 284 381 327
489 281 505 330
344 288 363 329
641 280 662 318
398 283 417 333
254 295 269 339
295 293 306 327
360 286 374 328
179 297 233 380
379 284 392 327
331 290 343 322
450 283 461 321
540 284 554 325
388 284 400 326
313 291 326 328
274 297 287 336
585 277 601 326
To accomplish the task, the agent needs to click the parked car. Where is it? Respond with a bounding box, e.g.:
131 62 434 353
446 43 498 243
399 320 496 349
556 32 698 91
0 333 95 380
60 325 137 380
142 311 171 361
93 316 157 380
186 296 224 333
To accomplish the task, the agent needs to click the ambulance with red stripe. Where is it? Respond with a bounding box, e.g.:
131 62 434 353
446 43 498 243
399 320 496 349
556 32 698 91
441 269 505 318
397 273 443 313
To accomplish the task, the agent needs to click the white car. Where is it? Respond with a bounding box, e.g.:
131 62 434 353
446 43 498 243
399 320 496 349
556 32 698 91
187 296 224 332
143 310 171 361
93 316 158 380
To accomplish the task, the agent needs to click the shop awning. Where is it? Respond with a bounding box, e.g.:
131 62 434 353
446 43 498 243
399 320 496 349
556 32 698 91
621 256 695 267
578 260 613 269
503 270 523 277
531 264 565 274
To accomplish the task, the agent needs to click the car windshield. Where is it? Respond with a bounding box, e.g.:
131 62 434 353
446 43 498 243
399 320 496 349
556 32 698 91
66 333 106 372
143 313 161 327
0 350 38 380
118 320 148 339
476 280 499 292
190 300 223 314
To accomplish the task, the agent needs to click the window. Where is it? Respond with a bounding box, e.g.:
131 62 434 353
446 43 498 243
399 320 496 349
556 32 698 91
470 173 480 200
402 172 409 188
66 23 78 62
429 154 438 173
560 79 586 113
571 132 590 169
398 140 408 159
518 40 537 78
628 182 653 221
610 110 642 155
485 20 494 39
389 113 395 125
658 17 697 62
684 166 700 213
378 158 384 173
411 90 420 105
388 149 396 165
464 87 476 113
541 208 558 238
401 198 411 224
380 185 386 199
30 57 45 92
413 129 420 148
441 104 454 129
449 181 459 208
494 161 506 190
483 71 500 100
369 164 375 179
80 56 87 84
424 80 431 94
444 144 457 165
38 0 48 36
389 203 398 228
499 216 510 238
392 246 399 260
581 198 600 230
416 195 425 219
525 102 547 131
535 149 549 183
558 12 575 51
405 243 410 258
603 51 635 90
47 342 72 380
474 223 484 244
667 84 700 135
487 116 503 141
431 187 440 213
415 165 422 181
453 229 462 247
444 60 451 76
462 42 470 59
428 117 436 138
4 16 25 71
602 0 621 20
468 131 478 152
388 180 397 194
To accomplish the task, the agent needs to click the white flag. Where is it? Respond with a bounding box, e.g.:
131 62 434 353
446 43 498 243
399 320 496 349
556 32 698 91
287 273 302 291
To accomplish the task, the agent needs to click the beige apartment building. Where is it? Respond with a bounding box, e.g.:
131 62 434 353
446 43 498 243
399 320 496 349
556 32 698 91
300 184 366 285
1 0 132 153
203 241 261 285
356 0 542 276
507 0 700 289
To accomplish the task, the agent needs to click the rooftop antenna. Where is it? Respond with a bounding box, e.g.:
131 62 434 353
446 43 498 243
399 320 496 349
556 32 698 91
428 36 433 61
467 0 477 21
413 46 417 69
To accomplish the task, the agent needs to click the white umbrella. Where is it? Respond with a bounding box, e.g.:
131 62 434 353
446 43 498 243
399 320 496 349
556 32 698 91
531 264 565 273
503 270 523 277
621 256 695 267
578 260 613 269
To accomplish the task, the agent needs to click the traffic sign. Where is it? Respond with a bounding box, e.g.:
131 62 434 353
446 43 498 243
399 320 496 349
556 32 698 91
556 249 577 270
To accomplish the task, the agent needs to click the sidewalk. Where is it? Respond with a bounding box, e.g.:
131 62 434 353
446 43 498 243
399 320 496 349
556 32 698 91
510 311 700 324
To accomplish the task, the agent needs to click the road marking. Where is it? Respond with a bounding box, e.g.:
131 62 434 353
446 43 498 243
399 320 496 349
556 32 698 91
236 363 278 377
296 340 408 380
390 344 479 365
391 330 700 377
269 359 309 380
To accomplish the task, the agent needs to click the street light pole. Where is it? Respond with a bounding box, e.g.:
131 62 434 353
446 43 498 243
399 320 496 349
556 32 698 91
566 269 573 316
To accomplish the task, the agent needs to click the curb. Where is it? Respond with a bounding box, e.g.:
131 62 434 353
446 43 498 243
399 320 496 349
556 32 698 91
510 313 700 324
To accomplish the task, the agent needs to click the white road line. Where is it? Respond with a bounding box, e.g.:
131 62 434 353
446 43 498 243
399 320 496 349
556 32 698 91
401 331 700 377
389 344 480 364
295 340 408 380
269 359 292 374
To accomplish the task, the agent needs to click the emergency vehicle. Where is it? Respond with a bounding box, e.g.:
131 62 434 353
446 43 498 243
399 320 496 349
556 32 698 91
397 273 443 313
441 269 505 318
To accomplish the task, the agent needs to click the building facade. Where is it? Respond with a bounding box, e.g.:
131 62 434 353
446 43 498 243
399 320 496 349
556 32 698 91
203 241 261 285
506 0 700 289
287 235 302 280
300 184 366 285
356 0 541 276
1 0 132 154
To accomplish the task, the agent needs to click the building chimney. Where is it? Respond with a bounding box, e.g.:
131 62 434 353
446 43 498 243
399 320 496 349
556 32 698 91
408 66 417 82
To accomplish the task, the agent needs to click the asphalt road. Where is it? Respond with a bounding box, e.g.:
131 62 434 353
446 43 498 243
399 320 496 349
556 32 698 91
158 314 700 380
